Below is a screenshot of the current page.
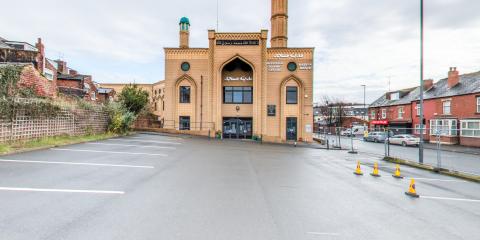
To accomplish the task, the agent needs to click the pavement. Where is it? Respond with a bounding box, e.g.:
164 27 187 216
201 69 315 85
318 135 480 176
0 133 479 240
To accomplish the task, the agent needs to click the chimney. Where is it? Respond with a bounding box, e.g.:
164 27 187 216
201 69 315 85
448 67 459 88
271 0 288 48
423 79 433 90
69 69 78 75
35 38 45 73
56 60 68 74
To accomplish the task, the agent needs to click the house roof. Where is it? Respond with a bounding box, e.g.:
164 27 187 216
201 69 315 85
57 74 88 81
370 87 420 108
424 71 480 99
370 70 480 108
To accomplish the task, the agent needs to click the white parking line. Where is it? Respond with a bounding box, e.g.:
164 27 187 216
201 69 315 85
0 187 124 194
51 148 168 157
0 159 154 169
108 139 181 145
421 196 480 203
410 178 467 183
307 232 340 236
130 136 182 141
86 142 176 150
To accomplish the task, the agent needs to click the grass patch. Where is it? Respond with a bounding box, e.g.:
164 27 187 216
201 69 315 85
0 132 122 155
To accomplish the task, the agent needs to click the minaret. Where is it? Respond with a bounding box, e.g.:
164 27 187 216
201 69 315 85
179 17 190 48
271 0 288 48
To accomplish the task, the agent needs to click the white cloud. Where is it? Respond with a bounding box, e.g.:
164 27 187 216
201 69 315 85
1 0 479 103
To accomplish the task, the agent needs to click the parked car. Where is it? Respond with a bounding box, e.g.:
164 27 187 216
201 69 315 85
388 134 420 147
364 131 392 143
340 129 352 136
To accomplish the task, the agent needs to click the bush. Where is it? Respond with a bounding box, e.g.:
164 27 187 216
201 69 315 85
118 84 150 115
104 102 136 134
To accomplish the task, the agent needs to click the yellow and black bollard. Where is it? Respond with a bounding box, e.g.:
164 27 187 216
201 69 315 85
370 162 381 177
405 179 420 198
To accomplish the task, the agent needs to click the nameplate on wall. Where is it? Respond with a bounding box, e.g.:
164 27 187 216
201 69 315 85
216 40 259 46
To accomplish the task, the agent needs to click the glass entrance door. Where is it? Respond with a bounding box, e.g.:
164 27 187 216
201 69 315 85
223 118 253 139
286 117 298 141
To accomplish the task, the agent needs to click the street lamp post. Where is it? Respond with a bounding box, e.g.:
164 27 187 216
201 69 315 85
419 0 425 164
361 85 366 121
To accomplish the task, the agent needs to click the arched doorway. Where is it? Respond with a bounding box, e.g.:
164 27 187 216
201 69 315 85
221 57 254 139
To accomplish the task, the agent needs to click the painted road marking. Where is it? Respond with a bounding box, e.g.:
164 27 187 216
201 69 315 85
130 136 183 141
421 196 480 203
51 148 168 157
108 139 181 145
86 142 176 150
410 178 467 183
307 232 340 236
0 187 124 194
0 159 154 169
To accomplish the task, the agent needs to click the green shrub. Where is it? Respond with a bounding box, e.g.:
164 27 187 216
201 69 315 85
118 84 150 115
104 102 136 134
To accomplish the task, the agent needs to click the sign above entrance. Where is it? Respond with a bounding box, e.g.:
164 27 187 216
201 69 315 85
216 40 259 46
371 120 389 125
225 76 253 81
273 53 304 59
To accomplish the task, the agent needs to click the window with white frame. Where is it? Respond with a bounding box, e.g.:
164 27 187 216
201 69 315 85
381 109 387 119
443 100 451 115
414 124 427 134
391 92 400 100
371 110 376 120
477 97 480 113
416 105 421 116
461 120 480 138
398 107 404 119
430 119 457 136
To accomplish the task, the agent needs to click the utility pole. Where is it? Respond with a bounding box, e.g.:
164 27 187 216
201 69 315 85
361 85 366 121
419 0 425 164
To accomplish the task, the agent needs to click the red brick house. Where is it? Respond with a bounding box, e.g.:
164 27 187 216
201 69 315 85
369 68 480 147
1 37 57 98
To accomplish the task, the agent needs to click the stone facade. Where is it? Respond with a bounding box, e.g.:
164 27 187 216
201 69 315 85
161 0 314 143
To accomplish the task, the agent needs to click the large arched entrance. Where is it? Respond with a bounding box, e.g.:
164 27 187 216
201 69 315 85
221 57 254 139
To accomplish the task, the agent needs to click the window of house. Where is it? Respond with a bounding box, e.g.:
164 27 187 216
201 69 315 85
398 107 404 119
443 100 451 115
179 86 191 103
391 92 400 100
430 119 457 136
416 105 422 116
414 124 427 134
461 120 480 138
381 109 387 119
162 101 165 111
179 116 190 130
477 97 480 113
91 92 96 101
223 87 253 104
286 86 298 104
371 110 376 120
154 102 157 111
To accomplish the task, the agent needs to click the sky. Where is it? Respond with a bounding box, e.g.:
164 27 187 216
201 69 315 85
1 0 479 104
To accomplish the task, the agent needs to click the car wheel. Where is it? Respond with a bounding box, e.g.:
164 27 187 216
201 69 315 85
402 142 407 147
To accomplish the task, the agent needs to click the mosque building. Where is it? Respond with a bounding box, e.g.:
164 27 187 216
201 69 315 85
162 0 314 142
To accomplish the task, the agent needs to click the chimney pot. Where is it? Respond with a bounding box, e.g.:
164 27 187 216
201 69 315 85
447 67 460 88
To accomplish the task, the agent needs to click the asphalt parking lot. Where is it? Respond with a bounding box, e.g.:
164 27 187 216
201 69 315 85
0 133 479 240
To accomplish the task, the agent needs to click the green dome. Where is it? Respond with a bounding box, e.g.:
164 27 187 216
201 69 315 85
179 17 190 25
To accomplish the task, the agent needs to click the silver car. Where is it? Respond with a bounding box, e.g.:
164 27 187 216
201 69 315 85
388 134 420 147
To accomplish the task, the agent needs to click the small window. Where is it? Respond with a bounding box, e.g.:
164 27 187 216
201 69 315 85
179 86 191 103
154 102 157 111
416 105 422 116
443 100 451 115
371 110 376 120
398 107 404 119
381 109 387 119
286 86 298 104
477 97 480 113
179 116 190 130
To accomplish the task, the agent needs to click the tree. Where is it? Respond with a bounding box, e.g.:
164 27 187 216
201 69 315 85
118 84 150 115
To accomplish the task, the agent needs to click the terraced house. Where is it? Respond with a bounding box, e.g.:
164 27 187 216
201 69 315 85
370 68 480 147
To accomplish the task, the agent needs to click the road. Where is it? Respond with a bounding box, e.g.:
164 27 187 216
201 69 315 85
0 133 479 240
320 134 480 175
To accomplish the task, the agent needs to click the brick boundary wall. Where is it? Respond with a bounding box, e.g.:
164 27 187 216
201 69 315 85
0 99 109 143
